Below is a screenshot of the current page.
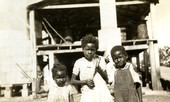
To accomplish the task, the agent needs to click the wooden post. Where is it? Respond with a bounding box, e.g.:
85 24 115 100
143 50 149 86
98 0 121 58
149 42 162 90
21 84 28 97
29 10 37 96
36 65 41 93
136 54 140 72
35 12 42 45
148 3 162 90
2 85 12 98
48 52 55 79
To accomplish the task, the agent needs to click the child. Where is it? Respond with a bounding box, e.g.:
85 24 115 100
71 34 113 102
108 45 142 102
36 65 48 98
47 64 74 102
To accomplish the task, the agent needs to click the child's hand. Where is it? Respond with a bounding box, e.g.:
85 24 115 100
86 79 95 89
107 85 114 94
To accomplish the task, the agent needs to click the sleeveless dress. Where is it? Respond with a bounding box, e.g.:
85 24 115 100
47 81 74 102
114 64 139 102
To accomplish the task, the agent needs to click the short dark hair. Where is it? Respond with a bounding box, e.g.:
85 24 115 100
52 63 67 79
81 34 98 50
111 45 127 56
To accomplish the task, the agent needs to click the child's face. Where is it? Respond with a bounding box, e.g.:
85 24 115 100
83 43 96 61
111 50 127 69
54 71 67 87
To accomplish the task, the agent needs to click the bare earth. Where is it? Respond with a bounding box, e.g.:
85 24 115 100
142 87 170 102
1 66 170 102
0 87 170 102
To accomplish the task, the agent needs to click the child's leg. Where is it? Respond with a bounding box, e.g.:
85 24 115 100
136 85 143 102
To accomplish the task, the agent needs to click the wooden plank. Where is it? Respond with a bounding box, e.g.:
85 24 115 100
37 48 82 55
37 44 148 55
36 40 156 50
43 17 67 43
43 3 99 9
37 43 81 48
116 1 149 6
42 22 56 44
37 44 81 51
42 1 149 9
124 44 148 51
122 39 157 43
122 39 157 46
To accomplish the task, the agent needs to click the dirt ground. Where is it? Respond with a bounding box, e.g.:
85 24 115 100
0 87 170 102
142 87 170 102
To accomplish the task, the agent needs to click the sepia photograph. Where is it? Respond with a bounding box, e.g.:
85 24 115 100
0 0 170 102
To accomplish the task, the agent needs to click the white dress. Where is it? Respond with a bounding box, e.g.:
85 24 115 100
73 56 113 102
47 81 74 102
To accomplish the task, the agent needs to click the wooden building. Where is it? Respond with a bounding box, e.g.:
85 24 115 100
0 0 161 98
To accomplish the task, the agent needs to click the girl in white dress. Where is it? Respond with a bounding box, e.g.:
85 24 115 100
47 64 74 102
71 34 113 102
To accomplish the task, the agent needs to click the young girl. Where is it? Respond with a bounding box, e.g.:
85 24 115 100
71 34 113 102
47 64 74 102
108 45 142 102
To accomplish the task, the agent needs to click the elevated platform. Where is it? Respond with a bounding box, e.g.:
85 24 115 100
36 43 82 55
36 39 158 55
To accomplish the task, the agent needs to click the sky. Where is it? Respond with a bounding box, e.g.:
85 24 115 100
155 0 170 47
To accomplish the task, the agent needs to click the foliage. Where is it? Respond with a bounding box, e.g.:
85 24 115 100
159 46 170 67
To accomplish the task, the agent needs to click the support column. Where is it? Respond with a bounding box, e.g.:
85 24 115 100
3 85 12 98
143 50 149 86
98 0 121 57
136 54 140 72
148 3 162 90
21 84 28 97
35 12 42 45
29 10 37 97
49 52 55 79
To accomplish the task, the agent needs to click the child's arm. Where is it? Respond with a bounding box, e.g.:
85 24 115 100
94 56 108 83
95 66 108 83
36 88 46 94
130 64 143 102
69 94 74 102
71 74 95 89
135 82 143 102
